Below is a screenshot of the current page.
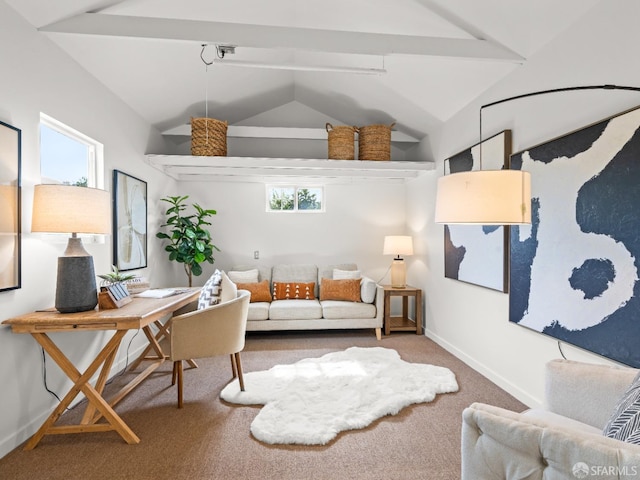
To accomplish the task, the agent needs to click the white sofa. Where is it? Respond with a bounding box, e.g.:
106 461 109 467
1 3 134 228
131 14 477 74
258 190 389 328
230 263 383 340
461 359 640 479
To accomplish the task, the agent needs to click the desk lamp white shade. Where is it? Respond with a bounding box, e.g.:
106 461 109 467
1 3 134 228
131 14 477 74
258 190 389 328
434 170 531 225
32 185 111 313
383 235 414 288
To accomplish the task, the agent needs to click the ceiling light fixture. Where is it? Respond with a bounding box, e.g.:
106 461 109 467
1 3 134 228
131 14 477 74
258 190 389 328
200 44 386 76
435 84 640 225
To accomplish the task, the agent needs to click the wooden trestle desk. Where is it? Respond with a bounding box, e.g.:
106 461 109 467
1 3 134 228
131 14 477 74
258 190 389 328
2 288 200 450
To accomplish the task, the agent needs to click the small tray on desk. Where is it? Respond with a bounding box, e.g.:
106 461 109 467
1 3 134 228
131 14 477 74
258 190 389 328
99 284 133 310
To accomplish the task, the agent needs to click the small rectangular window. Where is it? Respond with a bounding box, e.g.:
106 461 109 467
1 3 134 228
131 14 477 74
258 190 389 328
267 185 324 212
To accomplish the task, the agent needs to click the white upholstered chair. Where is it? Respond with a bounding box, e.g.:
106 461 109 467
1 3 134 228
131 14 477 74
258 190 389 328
166 289 251 408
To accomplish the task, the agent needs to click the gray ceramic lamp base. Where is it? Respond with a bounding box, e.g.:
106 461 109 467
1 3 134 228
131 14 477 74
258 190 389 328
55 255 99 313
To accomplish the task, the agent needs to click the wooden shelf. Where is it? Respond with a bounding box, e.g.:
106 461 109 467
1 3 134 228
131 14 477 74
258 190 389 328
145 155 434 182
388 316 419 331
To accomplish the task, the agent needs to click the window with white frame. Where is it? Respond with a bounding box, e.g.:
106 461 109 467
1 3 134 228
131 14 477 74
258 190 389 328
39 113 104 189
266 185 324 212
39 114 105 243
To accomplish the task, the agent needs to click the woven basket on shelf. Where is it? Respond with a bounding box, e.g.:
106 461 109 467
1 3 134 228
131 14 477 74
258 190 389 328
358 122 395 161
326 123 357 160
190 117 228 156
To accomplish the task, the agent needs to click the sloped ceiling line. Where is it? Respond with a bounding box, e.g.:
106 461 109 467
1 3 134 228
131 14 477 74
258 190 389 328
413 0 524 60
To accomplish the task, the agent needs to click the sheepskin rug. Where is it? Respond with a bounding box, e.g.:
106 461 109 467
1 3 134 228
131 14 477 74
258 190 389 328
220 346 458 445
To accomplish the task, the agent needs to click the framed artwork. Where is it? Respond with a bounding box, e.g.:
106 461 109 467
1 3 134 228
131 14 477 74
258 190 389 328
444 130 511 292
113 170 147 271
510 105 640 368
0 120 21 291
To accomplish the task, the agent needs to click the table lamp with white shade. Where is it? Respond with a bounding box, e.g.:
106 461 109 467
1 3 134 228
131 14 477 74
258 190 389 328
383 235 414 288
31 185 111 313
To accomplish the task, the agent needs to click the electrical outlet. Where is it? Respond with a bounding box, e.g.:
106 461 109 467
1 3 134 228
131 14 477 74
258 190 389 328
254 250 259 260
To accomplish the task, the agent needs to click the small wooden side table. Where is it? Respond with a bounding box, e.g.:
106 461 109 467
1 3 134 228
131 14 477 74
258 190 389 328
382 285 423 336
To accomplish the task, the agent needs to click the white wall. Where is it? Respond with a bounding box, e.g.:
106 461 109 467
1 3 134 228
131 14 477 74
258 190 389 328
0 3 180 457
408 0 640 407
182 179 407 284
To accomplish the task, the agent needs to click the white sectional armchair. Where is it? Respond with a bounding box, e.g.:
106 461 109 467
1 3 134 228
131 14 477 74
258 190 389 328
461 359 640 479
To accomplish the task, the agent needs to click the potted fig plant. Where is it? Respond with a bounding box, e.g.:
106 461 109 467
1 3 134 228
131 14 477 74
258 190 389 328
156 195 219 287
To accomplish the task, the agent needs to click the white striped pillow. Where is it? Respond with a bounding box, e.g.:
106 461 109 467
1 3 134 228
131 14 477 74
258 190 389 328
603 372 640 444
198 269 223 309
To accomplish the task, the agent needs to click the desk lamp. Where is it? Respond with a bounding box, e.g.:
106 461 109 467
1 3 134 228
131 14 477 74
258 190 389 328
32 185 111 313
383 235 413 288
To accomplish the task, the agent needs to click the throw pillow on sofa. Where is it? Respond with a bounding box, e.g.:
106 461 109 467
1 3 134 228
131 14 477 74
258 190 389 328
236 280 272 303
273 282 316 300
333 268 361 280
360 277 377 304
603 372 640 444
320 278 361 302
227 269 259 283
332 268 376 303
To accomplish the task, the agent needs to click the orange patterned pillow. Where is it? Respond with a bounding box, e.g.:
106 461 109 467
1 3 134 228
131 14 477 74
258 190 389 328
320 278 361 302
236 280 272 303
272 282 316 300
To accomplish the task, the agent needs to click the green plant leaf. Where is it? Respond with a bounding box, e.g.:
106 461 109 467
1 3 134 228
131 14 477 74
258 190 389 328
191 263 203 276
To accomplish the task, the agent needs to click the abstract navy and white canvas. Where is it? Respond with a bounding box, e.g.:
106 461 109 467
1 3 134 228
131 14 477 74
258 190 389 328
510 106 640 368
444 130 511 292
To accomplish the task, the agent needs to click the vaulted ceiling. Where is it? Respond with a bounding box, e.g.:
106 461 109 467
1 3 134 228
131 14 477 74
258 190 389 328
6 0 600 147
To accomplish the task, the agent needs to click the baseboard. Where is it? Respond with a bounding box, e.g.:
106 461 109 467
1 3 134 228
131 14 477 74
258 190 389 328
424 328 542 409
0 342 149 459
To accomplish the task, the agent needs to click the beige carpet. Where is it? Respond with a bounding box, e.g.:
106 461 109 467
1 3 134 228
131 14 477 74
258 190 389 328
0 331 527 480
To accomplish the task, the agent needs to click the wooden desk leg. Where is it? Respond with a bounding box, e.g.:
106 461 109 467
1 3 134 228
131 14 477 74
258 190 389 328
25 331 139 450
384 292 391 336
128 320 169 371
81 344 119 425
129 319 198 371
99 324 166 415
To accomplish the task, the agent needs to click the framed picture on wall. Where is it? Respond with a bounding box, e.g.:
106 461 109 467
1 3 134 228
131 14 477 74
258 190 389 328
113 170 147 271
443 130 512 292
0 120 21 291
510 105 640 368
